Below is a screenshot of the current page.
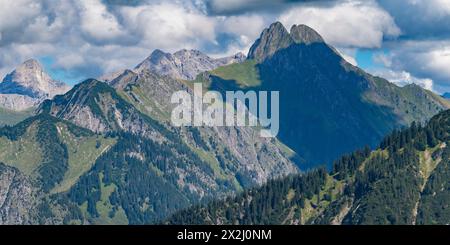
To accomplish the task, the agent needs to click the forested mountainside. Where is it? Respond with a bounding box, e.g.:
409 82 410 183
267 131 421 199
167 109 450 225
196 22 450 169
0 78 296 224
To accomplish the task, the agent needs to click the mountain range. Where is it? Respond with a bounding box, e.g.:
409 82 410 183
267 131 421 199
0 55 296 224
100 49 246 82
0 22 449 224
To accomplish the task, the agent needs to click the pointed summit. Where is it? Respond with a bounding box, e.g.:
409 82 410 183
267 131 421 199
20 59 44 71
290 24 324 44
147 49 173 63
248 21 294 62
0 59 70 111
12 59 49 87
248 22 327 62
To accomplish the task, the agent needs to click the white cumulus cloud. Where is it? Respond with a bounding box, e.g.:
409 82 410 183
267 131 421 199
381 41 450 92
371 68 434 91
1 0 449 93
120 3 217 52
77 0 127 43
279 0 401 49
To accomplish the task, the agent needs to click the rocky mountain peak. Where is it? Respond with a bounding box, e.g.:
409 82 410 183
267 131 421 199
248 21 294 62
19 59 43 71
148 49 173 63
290 24 324 44
108 69 138 90
2 59 52 95
0 59 70 98
248 22 326 62
266 21 291 37
134 49 246 80
0 59 70 111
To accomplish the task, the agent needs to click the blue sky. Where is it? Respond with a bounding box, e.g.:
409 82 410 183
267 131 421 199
40 56 86 84
0 0 450 93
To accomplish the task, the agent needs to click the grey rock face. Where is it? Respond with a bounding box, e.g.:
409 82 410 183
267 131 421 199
0 163 35 225
40 79 165 142
108 69 138 90
248 22 325 62
0 59 70 111
134 49 246 80
0 59 70 98
109 69 298 185
0 94 40 111
248 22 294 62
290 24 324 44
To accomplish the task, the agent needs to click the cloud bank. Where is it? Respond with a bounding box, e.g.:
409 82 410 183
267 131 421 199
0 0 449 93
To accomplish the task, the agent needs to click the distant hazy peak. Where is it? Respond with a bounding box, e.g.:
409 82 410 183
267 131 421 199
0 59 70 101
248 22 325 62
147 49 173 62
9 59 50 87
173 49 204 57
231 52 246 60
134 49 246 80
19 59 43 70
150 48 168 57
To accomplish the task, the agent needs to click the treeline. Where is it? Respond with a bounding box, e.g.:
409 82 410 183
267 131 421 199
36 116 69 192
66 131 230 224
380 110 449 152
0 114 92 192
166 110 450 225
167 168 327 225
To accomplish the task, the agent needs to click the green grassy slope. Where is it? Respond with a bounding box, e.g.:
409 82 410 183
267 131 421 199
0 114 116 193
51 124 117 194
210 60 261 88
0 121 43 175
